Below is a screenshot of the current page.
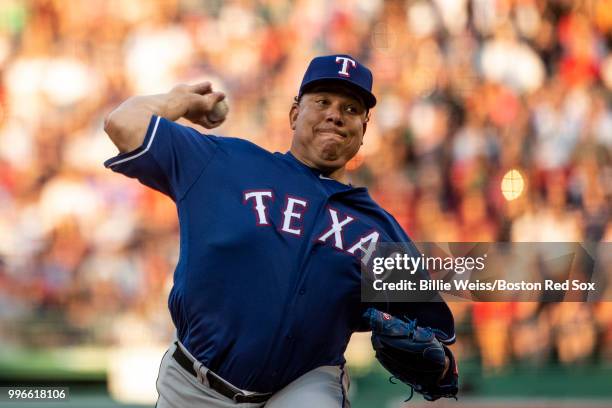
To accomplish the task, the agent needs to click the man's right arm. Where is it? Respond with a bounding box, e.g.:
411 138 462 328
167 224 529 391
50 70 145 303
104 82 226 153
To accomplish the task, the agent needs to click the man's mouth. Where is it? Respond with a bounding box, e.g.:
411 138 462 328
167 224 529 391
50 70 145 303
317 128 347 139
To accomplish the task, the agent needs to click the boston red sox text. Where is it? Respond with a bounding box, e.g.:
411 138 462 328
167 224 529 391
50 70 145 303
372 279 597 292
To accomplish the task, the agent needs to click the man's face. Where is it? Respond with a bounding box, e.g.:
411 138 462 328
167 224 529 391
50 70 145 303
289 84 369 174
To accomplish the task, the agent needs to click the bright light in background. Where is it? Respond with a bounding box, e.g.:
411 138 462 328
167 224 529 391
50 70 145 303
407 1 438 38
41 58 95 106
108 346 166 405
38 177 102 233
125 25 193 93
501 169 525 201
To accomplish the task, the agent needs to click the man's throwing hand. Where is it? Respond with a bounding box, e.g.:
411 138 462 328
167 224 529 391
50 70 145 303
170 82 228 129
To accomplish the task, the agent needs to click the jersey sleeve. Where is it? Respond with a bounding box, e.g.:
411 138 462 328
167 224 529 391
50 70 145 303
104 115 219 201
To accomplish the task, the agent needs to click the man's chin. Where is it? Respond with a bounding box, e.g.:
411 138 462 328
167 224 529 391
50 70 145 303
317 145 343 161
295 146 352 172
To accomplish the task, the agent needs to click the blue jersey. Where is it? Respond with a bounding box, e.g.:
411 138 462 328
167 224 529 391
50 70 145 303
104 115 455 393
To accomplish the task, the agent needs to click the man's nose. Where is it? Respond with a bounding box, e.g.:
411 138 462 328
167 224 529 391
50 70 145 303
325 104 344 126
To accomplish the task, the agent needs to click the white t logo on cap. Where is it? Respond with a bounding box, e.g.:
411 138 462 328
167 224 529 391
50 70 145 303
336 56 356 77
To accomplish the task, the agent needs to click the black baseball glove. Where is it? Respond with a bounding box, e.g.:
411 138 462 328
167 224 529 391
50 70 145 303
363 308 458 401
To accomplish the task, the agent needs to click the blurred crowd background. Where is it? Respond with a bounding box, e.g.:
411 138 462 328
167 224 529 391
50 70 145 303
0 0 611 383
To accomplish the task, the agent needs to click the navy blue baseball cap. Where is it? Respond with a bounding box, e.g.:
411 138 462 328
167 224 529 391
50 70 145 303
298 54 377 109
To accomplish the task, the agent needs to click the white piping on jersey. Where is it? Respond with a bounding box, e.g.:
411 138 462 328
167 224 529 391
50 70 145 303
108 115 161 167
441 333 456 344
319 174 334 180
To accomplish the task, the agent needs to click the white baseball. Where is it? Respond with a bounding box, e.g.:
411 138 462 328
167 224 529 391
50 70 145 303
208 100 229 122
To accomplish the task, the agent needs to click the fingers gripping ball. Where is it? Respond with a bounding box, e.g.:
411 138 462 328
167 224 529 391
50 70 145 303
207 100 229 123
363 308 459 401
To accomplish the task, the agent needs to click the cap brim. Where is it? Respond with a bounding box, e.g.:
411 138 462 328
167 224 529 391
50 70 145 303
300 77 377 109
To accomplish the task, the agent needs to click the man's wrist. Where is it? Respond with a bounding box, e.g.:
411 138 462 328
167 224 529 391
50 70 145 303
153 92 190 122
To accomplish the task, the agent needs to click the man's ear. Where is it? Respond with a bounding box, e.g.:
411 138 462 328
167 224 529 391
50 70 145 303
289 102 299 130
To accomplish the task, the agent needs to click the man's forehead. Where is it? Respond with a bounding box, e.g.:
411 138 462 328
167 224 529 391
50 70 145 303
303 83 366 107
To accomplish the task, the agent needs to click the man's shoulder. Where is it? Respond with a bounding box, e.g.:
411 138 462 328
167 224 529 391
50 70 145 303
214 136 289 164
209 136 302 177
359 197 410 242
214 135 271 154
157 118 272 156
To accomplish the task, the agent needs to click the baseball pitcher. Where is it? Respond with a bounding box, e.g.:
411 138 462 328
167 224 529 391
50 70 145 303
104 54 457 407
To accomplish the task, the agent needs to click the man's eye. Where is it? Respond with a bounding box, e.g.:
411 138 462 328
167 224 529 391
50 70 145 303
346 106 359 114
316 99 329 106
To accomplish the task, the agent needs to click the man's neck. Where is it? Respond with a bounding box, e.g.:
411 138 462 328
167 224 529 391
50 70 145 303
324 167 349 184
289 150 349 184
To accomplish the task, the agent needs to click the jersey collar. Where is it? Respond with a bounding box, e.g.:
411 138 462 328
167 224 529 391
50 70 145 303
283 151 353 187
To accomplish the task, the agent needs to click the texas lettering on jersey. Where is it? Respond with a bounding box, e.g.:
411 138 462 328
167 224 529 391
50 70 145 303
243 189 380 264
